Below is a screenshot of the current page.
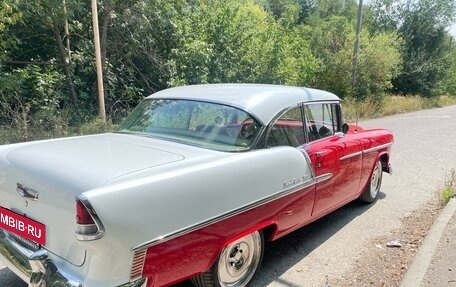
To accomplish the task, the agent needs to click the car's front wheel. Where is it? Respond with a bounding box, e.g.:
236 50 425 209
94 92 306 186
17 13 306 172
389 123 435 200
191 231 264 287
360 159 383 203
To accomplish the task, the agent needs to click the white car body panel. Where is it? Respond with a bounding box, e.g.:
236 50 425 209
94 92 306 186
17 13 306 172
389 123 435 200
78 145 313 286
0 132 313 286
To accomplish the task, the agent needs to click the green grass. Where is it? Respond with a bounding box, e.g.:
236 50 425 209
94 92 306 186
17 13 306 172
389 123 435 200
343 95 456 122
442 170 456 205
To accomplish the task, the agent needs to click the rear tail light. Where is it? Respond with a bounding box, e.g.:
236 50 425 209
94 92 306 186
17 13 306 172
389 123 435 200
75 195 105 241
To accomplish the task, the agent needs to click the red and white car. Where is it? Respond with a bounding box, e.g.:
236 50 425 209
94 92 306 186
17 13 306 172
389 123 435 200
0 84 393 287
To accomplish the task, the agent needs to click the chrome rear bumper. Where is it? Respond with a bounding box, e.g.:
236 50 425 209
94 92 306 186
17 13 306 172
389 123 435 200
0 229 147 287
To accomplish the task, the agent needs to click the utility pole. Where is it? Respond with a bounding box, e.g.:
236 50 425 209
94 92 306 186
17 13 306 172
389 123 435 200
351 0 364 94
63 0 71 63
91 0 106 122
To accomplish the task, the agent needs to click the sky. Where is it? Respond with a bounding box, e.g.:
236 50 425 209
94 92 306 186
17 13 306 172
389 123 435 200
451 23 456 37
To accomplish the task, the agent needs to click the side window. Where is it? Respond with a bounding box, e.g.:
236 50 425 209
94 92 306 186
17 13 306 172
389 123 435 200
304 103 336 142
332 104 343 132
267 106 305 147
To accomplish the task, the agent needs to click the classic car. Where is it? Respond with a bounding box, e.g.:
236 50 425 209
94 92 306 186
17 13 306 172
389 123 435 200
0 84 393 287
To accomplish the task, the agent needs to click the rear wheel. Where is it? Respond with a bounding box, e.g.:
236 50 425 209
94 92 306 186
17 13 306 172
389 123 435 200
192 231 264 287
360 160 383 203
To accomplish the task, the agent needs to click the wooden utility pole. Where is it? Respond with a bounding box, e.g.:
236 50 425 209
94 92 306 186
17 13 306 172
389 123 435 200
351 0 364 93
91 0 106 122
63 0 71 63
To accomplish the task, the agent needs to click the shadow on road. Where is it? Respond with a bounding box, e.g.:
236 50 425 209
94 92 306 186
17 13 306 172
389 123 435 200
0 267 27 287
253 197 381 286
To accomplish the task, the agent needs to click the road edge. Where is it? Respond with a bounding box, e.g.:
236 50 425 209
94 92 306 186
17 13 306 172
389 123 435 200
400 197 456 287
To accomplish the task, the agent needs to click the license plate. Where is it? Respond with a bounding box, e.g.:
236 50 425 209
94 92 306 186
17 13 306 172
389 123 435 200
0 206 46 245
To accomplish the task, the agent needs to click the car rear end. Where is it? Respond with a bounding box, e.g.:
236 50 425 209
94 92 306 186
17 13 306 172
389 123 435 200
0 148 146 287
0 134 187 287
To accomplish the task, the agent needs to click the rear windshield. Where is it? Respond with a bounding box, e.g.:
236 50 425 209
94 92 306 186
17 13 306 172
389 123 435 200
117 99 262 151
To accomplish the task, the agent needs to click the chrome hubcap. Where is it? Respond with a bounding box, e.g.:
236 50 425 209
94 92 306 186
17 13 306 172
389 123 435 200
218 232 262 287
229 244 246 269
370 161 382 198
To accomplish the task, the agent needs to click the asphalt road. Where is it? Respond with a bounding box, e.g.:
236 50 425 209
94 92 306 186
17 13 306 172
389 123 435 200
2 105 456 287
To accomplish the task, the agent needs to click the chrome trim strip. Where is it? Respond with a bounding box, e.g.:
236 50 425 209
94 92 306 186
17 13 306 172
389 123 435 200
16 183 39 201
363 143 393 155
315 173 333 184
340 151 363 161
132 178 317 251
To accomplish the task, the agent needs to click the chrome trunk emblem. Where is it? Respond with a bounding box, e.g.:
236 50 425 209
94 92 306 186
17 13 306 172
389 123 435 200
16 183 39 201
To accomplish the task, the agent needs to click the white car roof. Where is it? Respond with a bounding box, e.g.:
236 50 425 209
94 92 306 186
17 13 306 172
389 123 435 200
147 84 340 125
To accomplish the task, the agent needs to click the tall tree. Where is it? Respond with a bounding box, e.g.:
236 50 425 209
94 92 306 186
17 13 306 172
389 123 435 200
167 0 319 86
370 0 456 96
0 0 21 63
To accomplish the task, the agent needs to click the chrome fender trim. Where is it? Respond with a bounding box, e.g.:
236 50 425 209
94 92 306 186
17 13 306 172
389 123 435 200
132 178 317 251
363 142 393 155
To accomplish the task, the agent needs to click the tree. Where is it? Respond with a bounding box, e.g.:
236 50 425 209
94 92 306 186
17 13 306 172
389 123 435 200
369 0 456 96
306 14 401 99
0 0 21 63
445 49 456 95
167 0 319 86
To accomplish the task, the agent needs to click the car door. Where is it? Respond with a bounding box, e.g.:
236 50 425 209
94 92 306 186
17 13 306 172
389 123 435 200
301 102 363 217
265 105 316 226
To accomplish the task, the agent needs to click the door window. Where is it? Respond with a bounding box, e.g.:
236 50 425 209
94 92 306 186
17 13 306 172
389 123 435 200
304 103 337 142
267 106 305 147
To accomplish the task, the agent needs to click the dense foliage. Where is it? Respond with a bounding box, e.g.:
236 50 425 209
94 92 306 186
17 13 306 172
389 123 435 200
370 0 456 97
0 0 455 142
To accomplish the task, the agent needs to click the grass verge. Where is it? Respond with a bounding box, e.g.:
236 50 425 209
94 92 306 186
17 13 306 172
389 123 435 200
442 170 456 205
344 95 456 122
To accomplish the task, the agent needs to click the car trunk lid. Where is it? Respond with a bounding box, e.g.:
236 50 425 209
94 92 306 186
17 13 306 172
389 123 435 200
0 133 184 265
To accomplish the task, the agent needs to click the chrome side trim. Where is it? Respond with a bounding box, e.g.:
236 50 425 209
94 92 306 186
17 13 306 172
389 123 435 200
16 183 39 201
340 151 363 161
75 194 105 241
132 178 317 251
363 143 393 155
315 173 333 184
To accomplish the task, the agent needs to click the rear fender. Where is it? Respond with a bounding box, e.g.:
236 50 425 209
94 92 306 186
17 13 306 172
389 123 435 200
207 221 276 269
218 221 276 250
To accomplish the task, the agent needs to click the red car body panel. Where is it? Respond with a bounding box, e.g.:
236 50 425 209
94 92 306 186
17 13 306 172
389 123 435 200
143 184 316 287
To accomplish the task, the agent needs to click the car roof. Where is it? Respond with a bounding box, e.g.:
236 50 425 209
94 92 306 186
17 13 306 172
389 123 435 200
146 84 340 125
